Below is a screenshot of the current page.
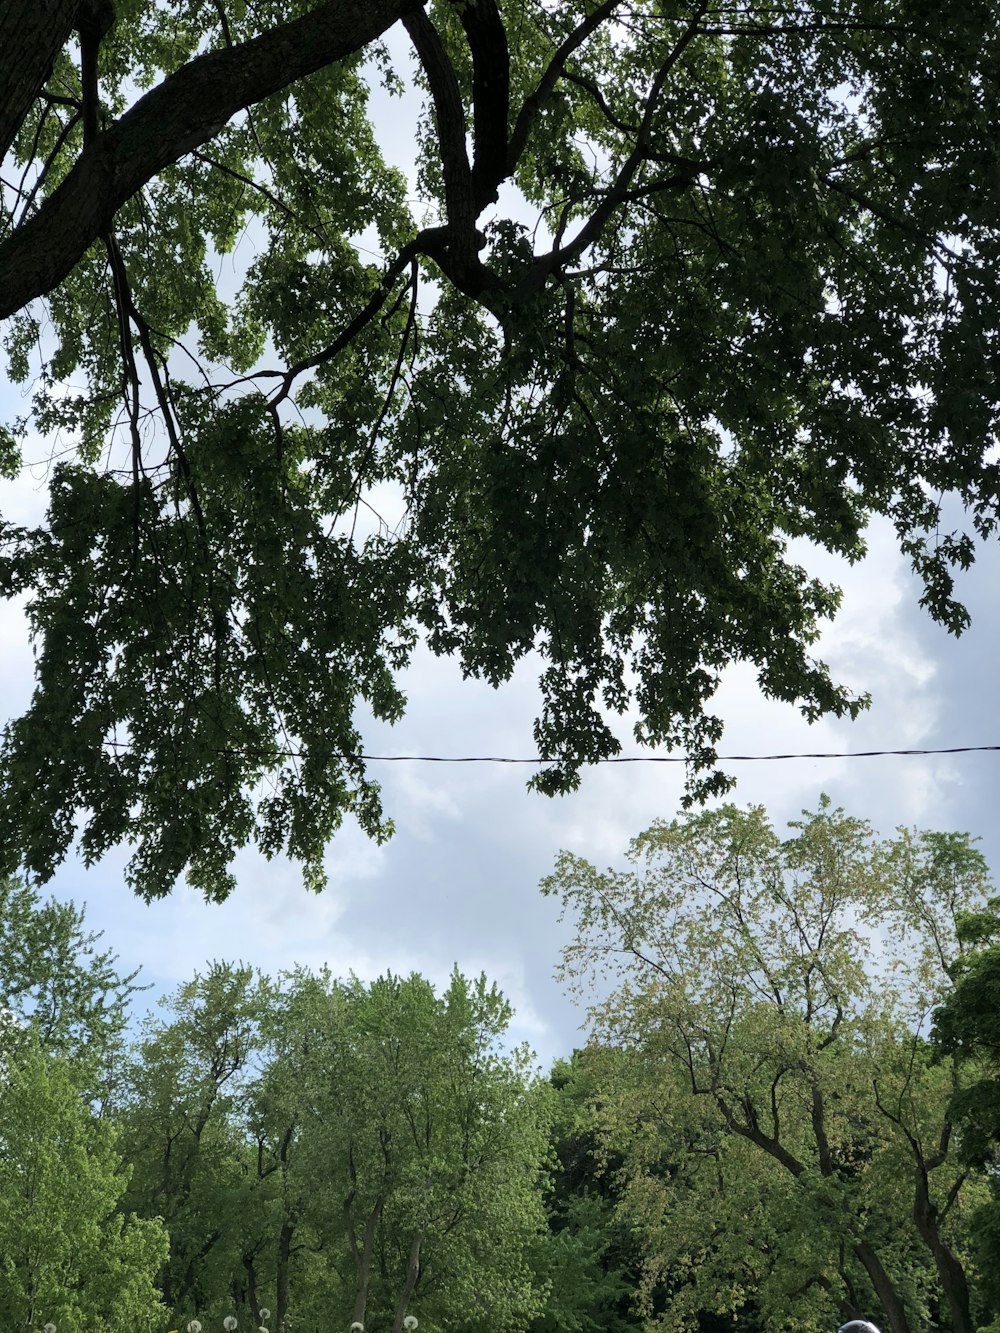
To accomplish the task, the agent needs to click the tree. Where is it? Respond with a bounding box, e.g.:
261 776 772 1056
3 3 1000 899
0 1033 168 1333
116 962 551 1333
0 874 142 1103
932 900 1000 1327
248 968 550 1333
529 1053 644 1333
115 963 278 1324
544 800 995 1333
0 884 166 1332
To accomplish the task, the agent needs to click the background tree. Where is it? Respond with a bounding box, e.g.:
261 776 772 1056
932 899 1000 1328
2 2 1000 898
115 963 274 1323
0 873 142 1101
529 1052 644 1333
248 968 551 1333
0 880 167 1332
116 962 551 1333
545 800 993 1333
0 1033 168 1333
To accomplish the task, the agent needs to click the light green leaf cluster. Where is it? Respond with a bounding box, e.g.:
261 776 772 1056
0 1034 167 1333
546 798 992 1333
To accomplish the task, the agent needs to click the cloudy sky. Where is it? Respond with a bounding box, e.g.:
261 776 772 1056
3 30 1000 1069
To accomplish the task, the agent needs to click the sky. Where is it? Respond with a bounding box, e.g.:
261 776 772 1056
3 28 1000 1071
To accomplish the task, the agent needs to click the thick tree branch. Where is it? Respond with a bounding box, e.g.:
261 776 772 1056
0 0 422 319
0 0 80 162
455 0 510 209
401 8 486 291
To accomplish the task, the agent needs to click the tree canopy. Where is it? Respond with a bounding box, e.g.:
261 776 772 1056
114 962 550 1333
2 1 1000 898
545 799 996 1333
3 859 1000 1333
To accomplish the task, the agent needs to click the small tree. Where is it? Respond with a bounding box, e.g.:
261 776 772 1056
0 1029 167 1332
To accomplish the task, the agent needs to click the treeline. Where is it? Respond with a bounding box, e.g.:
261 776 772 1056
2 800 1000 1333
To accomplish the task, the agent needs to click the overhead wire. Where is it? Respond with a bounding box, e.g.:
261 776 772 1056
342 745 1000 764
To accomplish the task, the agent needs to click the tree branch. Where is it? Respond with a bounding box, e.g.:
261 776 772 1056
0 0 80 162
0 0 422 319
506 0 622 175
455 0 510 209
401 8 487 292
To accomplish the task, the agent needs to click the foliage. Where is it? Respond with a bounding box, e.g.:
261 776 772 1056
529 1053 643 1333
2 2 1000 897
544 799 993 1333
115 962 551 1333
0 873 142 1074
931 901 1000 1326
115 962 273 1321
0 876 165 1328
932 899 1000 1165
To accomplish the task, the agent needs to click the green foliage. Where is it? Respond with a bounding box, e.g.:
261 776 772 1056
529 1054 643 1333
545 799 992 1333
3 2 1000 896
115 962 551 1333
0 874 143 1103
931 902 1000 1327
0 1036 168 1333
0 899 167 1333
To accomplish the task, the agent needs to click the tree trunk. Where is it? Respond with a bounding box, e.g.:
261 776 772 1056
391 1228 425 1333
854 1241 912 1333
351 1196 385 1327
912 1172 974 1333
276 1219 294 1333
243 1250 261 1326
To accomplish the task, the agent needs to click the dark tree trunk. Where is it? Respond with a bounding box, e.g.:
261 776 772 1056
243 1250 262 1326
854 1241 913 1333
276 1219 294 1333
912 1172 974 1333
351 1196 385 1326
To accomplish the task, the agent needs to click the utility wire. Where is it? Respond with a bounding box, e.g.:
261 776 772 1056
345 745 1000 764
99 739 1000 763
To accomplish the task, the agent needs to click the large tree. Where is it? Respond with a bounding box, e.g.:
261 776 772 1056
2 1 1000 899
545 801 995 1333
116 963 550 1333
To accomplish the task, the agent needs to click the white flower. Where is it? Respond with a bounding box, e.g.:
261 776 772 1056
260 1313 270 1324
43 1325 57 1333
350 1323 365 1332
404 1318 419 1330
224 1319 238 1331
188 1322 203 1333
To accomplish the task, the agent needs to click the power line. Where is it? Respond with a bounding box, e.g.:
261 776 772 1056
346 745 1000 764
98 738 1000 764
